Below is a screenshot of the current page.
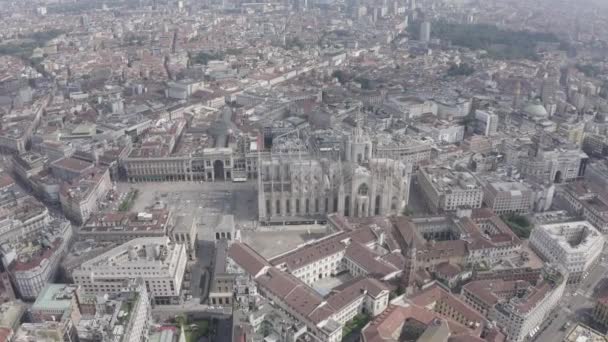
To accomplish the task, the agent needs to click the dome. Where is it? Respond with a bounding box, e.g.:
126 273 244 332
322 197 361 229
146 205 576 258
524 101 548 118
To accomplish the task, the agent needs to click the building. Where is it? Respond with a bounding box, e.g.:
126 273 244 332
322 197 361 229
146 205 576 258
482 181 534 214
30 284 81 322
171 215 197 261
14 320 76 342
122 148 235 182
593 295 608 328
0 300 26 339
257 122 412 224
209 240 235 307
418 166 483 212
411 283 487 329
0 197 51 244
228 240 391 342
4 220 73 300
474 110 499 136
391 209 522 269
258 155 411 223
78 210 174 244
75 279 151 342
564 324 607 342
518 141 587 184
583 133 608 158
12 152 48 182
72 237 187 305
530 221 604 284
373 133 432 169
555 181 608 232
18 284 82 342
463 267 566 342
59 167 112 224
0 273 16 303
420 21 431 42
50 157 94 182
362 302 493 342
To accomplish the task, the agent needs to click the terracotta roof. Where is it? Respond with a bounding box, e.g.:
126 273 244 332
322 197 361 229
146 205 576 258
410 283 486 326
463 279 531 307
362 303 480 342
381 252 406 270
436 262 462 279
345 242 399 278
51 157 93 172
227 243 270 277
270 233 347 271
0 327 11 342
326 277 388 312
10 238 62 272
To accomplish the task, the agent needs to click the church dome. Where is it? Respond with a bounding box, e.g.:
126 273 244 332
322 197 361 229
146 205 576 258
523 101 548 118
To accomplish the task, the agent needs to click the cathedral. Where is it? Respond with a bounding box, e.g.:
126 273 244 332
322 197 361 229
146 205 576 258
257 124 412 224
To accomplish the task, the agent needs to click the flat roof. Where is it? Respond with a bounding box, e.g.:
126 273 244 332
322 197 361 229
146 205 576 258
32 284 77 311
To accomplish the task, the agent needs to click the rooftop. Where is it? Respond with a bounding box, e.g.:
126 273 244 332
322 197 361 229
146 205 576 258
32 284 78 312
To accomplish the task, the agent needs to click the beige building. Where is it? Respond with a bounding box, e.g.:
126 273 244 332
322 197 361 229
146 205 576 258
59 167 111 224
73 237 188 305
482 181 534 214
418 166 483 212
480 267 566 342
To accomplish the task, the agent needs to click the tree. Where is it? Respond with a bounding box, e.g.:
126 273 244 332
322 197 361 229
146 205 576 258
355 77 372 89
331 70 349 84
447 63 475 77
408 20 561 60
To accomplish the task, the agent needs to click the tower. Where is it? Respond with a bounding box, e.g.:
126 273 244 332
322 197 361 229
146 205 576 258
419 21 431 42
345 111 372 163
401 231 417 294
513 80 521 109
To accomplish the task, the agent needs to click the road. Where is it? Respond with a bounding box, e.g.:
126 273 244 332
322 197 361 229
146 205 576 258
532 252 608 341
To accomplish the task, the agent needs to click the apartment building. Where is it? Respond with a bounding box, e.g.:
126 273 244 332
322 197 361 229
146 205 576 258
6 220 72 300
464 267 566 342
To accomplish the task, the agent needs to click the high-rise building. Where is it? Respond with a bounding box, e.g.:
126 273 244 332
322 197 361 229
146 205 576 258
474 110 499 136
420 21 431 42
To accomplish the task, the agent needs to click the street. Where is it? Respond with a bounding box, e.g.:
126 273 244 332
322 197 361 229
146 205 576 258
533 252 608 341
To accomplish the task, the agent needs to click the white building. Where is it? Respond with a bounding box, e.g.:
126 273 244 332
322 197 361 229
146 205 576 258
6 220 72 300
474 110 499 136
73 237 188 305
530 221 604 283
488 268 566 342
